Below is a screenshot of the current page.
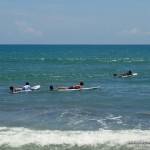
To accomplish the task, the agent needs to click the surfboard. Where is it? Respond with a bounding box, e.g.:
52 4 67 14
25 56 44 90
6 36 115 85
57 86 101 91
12 85 40 93
30 85 40 90
132 73 138 76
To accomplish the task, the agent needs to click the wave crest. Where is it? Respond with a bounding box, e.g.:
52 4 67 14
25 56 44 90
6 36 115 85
0 127 150 147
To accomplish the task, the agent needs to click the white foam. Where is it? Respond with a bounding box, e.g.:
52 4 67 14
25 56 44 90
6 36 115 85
0 127 150 147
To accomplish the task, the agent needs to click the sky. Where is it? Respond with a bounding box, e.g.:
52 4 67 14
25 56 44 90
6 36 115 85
0 0 150 44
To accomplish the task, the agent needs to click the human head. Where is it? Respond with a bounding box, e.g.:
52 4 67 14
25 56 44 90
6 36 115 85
80 82 84 86
26 82 29 85
50 85 54 91
10 86 14 92
114 74 117 77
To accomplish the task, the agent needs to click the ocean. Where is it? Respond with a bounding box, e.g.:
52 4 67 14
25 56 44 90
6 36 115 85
0 45 150 150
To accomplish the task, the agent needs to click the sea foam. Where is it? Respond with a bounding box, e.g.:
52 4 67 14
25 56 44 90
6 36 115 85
0 127 150 147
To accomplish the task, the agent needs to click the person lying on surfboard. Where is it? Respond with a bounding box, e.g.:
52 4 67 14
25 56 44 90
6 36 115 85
49 82 84 91
10 86 23 92
114 70 132 77
10 82 31 92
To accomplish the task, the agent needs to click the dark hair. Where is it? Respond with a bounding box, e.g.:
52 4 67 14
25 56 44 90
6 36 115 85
114 74 117 77
129 70 132 73
10 86 14 91
50 85 54 91
26 82 29 85
80 82 84 86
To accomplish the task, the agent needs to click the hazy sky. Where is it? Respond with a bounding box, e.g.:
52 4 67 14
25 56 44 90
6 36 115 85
0 0 150 44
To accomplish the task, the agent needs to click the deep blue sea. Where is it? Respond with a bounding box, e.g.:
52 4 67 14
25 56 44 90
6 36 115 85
0 45 150 150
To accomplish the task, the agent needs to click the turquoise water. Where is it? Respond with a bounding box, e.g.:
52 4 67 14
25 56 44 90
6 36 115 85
0 45 150 149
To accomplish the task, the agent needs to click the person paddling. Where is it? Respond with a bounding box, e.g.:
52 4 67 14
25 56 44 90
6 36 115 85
49 82 84 91
10 82 31 92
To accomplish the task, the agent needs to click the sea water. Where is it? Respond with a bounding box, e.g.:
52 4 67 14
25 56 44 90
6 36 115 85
0 45 150 150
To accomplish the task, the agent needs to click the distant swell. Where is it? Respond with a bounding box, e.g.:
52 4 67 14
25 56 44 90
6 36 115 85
0 58 149 63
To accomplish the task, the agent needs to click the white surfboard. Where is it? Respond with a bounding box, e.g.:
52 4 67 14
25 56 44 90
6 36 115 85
30 85 40 90
57 86 101 91
132 73 138 76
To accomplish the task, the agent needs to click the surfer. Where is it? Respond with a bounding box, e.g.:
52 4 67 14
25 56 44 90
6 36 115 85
10 86 22 92
50 82 84 91
23 82 31 90
10 82 31 92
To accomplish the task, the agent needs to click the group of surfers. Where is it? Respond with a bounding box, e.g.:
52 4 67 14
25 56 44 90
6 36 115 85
10 70 134 92
113 70 132 78
10 82 84 92
10 82 31 92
